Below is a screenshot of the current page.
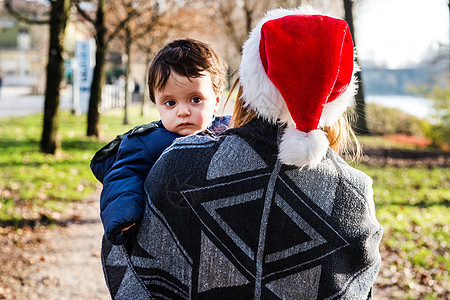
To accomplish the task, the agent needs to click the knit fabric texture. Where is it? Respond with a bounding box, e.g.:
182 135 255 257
101 118 383 299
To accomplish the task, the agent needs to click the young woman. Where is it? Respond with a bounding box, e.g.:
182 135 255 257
101 7 382 300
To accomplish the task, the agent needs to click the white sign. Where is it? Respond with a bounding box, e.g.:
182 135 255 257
75 39 95 113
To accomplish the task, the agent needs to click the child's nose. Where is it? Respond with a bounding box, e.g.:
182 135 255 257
177 105 190 117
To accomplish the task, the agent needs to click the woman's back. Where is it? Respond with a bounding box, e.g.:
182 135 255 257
100 7 383 299
101 118 382 299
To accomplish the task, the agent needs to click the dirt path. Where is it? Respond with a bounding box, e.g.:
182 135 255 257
0 195 109 300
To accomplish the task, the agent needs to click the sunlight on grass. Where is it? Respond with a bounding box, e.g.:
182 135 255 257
358 165 450 299
357 165 450 206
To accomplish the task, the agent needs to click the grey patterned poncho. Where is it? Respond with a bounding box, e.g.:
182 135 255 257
101 118 383 299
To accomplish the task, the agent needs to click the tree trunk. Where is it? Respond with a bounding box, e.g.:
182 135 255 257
123 27 132 125
343 0 370 135
40 0 70 154
86 0 106 137
141 56 151 117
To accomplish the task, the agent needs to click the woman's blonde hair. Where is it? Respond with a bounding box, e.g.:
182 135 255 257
227 79 361 162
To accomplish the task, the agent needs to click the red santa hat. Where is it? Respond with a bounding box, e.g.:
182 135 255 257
239 6 358 167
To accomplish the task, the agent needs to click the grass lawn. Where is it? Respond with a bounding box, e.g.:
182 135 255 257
0 106 448 298
356 164 449 299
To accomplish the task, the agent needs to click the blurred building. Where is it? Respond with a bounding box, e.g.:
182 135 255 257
0 6 48 90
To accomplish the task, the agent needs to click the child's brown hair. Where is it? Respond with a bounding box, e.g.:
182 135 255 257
148 39 227 103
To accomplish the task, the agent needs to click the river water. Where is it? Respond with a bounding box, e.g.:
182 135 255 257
365 94 434 119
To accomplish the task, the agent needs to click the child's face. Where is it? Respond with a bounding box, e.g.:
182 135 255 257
154 72 221 136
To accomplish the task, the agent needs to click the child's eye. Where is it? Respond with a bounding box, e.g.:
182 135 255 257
190 97 202 104
164 100 176 107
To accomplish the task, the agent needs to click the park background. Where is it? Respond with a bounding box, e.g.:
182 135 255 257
0 0 449 299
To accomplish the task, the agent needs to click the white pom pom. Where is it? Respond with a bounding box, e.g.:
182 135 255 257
278 128 329 167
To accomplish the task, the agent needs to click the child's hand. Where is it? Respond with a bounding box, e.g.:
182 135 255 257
122 223 136 232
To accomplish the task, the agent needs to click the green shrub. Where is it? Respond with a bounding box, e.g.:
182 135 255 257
426 86 450 149
365 103 428 136
424 123 450 150
411 84 450 149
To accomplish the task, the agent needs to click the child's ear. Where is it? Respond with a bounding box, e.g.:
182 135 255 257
214 89 223 112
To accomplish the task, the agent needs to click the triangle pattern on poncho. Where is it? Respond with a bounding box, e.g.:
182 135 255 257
206 136 268 180
198 230 250 292
201 189 265 259
266 265 322 299
115 267 152 300
264 194 326 263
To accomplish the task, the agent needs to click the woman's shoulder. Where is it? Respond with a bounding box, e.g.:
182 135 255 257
325 149 373 188
315 150 376 223
287 148 372 183
285 149 373 210
283 149 373 205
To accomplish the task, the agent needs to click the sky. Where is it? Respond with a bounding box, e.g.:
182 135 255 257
354 0 449 69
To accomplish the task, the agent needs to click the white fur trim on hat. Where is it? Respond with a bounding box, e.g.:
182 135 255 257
239 6 318 126
278 128 329 167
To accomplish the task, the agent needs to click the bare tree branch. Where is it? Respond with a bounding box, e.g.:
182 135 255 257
242 0 255 35
4 0 50 25
74 0 95 24
217 1 243 53
106 9 139 45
